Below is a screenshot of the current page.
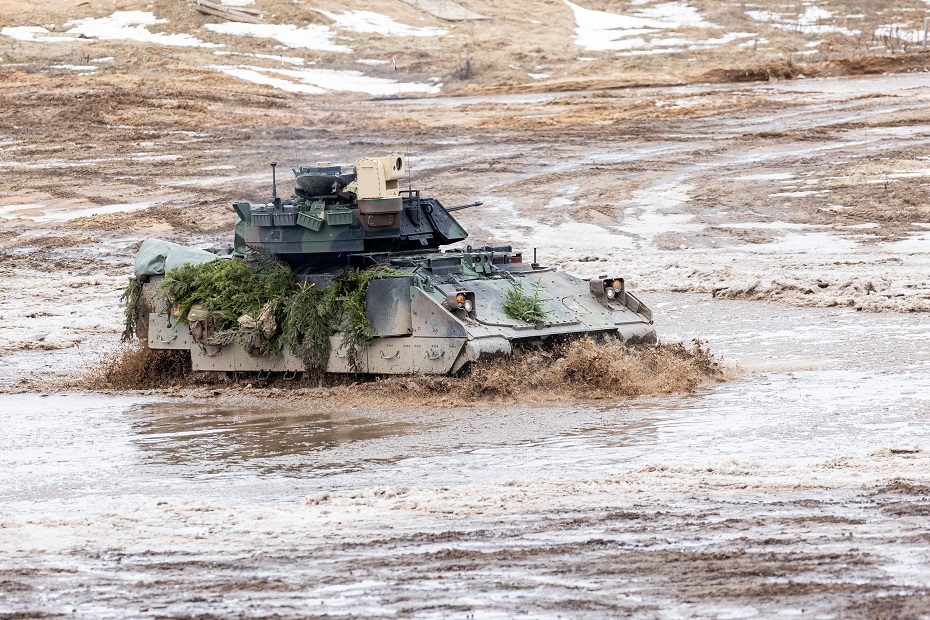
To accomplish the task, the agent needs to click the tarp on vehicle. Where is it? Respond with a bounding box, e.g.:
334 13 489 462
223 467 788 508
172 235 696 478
134 239 219 278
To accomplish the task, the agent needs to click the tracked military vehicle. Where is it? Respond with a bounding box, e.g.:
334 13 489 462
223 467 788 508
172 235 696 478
130 154 655 375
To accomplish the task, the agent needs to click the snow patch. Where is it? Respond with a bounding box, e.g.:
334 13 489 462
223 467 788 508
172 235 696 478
210 66 326 94
318 10 446 37
210 64 441 95
734 172 796 181
563 0 753 54
755 231 858 254
204 22 350 53
770 190 830 198
64 11 220 47
1 26 81 43
622 182 703 240
889 168 930 179
50 64 97 72
635 2 711 27
0 200 156 223
746 6 860 37
875 24 927 47
724 221 817 230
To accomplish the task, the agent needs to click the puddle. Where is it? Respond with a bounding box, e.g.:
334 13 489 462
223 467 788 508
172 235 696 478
132 403 424 476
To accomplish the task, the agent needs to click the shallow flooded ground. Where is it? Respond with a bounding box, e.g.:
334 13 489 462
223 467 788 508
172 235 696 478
3 5 930 614
2 293 928 618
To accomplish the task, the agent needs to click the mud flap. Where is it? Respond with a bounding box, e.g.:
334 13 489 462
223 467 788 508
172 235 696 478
450 336 512 374
614 321 658 344
147 313 193 350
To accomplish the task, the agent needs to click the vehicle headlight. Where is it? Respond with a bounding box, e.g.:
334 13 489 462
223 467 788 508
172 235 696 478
445 290 476 316
589 277 625 301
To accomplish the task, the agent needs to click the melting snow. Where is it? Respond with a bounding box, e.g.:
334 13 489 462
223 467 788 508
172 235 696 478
210 65 441 95
875 24 927 47
210 67 326 94
635 2 711 27
756 231 858 254
356 58 390 65
1 26 81 42
65 11 220 47
318 10 446 37
50 64 97 72
204 22 350 53
770 190 830 198
563 0 752 53
746 6 860 36
621 182 702 240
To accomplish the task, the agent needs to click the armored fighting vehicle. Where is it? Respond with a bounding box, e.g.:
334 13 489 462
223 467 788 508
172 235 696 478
130 154 655 375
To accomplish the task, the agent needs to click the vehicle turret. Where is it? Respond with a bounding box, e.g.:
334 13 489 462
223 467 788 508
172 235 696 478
233 153 468 268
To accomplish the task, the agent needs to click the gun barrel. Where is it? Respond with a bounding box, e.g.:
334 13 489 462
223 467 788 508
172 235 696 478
447 201 483 212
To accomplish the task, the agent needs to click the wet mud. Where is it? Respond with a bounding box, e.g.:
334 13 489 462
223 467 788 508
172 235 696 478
2 294 929 617
81 338 725 406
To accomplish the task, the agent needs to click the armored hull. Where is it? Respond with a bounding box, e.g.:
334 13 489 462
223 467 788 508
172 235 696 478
131 154 655 375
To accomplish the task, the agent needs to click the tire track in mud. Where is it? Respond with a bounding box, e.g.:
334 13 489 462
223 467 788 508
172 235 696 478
4 482 929 617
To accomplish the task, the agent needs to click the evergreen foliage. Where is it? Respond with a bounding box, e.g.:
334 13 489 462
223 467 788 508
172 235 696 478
153 258 402 371
503 280 549 324
121 277 143 342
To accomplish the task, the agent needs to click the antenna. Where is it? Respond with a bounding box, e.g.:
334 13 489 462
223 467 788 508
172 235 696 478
393 56 413 193
270 161 278 205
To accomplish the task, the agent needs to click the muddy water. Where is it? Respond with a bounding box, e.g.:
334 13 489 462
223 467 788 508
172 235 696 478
2 293 930 617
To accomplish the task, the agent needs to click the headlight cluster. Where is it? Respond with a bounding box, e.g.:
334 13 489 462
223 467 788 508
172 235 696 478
589 277 624 301
445 290 476 315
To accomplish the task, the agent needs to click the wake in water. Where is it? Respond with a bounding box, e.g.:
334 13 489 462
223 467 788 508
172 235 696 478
379 338 725 404
87 338 726 404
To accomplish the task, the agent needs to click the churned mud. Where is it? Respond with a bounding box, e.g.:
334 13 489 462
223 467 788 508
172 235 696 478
79 338 726 405
2 294 929 617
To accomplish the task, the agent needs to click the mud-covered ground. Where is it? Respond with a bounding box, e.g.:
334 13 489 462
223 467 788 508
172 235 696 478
3 294 930 617
2 69 930 359
2 0 930 615
3 68 930 617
